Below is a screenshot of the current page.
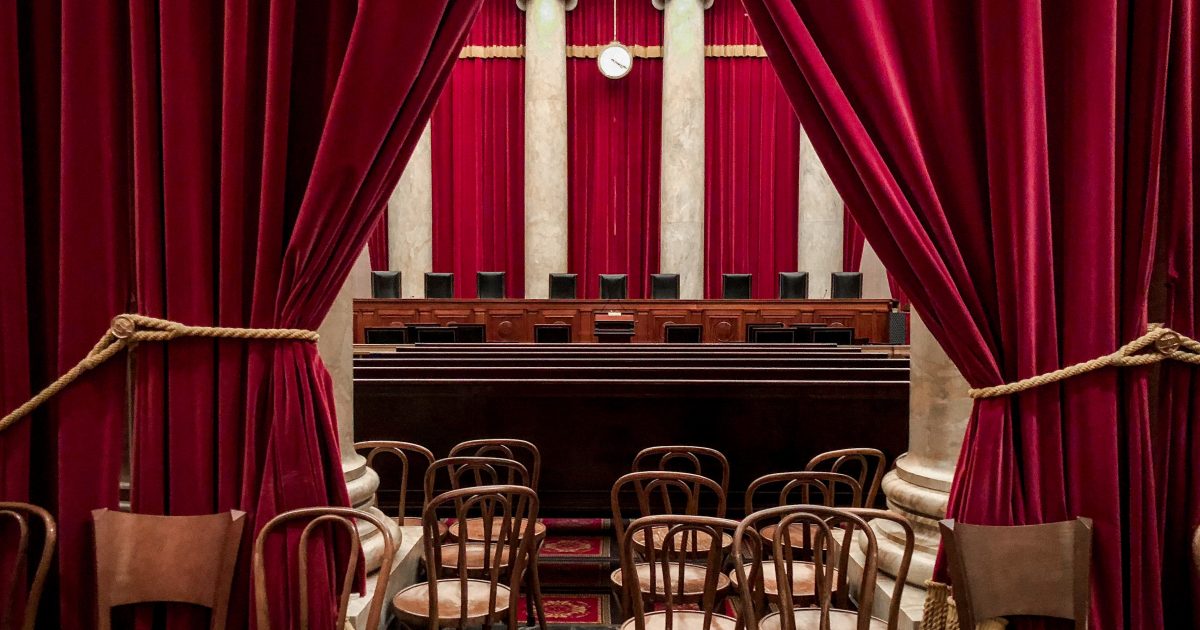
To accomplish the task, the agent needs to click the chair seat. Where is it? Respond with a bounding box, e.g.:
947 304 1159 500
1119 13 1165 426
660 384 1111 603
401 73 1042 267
439 542 514 572
760 608 886 630
727 561 838 600
610 563 731 600
631 526 733 556
448 517 547 543
620 609 738 630
392 579 511 625
759 523 849 549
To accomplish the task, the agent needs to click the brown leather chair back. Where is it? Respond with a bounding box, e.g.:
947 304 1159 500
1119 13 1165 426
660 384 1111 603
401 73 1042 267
940 518 1093 629
804 448 887 507
0 502 56 630
632 445 730 499
449 439 541 490
253 506 396 630
92 509 245 630
355 440 436 521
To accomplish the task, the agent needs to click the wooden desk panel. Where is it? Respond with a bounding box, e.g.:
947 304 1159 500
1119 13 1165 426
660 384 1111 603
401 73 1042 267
354 298 893 344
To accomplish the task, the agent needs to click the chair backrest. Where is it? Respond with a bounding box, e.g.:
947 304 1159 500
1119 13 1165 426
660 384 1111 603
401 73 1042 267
805 447 887 507
253 507 396 630
424 272 455 298
633 445 730 498
93 509 245 630
610 470 727 546
939 518 1093 629
742 471 862 517
722 273 752 299
476 271 507 299
0 502 56 630
422 485 539 630
650 274 680 299
618 515 740 630
371 271 401 298
449 439 541 491
354 441 436 522
600 274 628 300
549 273 578 299
364 326 408 344
830 272 863 299
424 456 533 504
778 272 809 299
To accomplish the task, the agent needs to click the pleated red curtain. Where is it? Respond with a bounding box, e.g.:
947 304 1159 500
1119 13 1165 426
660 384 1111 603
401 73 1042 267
741 0 1194 627
841 206 864 272
703 0 799 299
432 0 526 298
0 1 481 628
567 0 662 299
367 215 389 271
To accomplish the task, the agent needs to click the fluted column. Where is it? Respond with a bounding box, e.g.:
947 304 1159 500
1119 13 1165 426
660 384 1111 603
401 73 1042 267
658 0 707 298
521 0 572 298
797 127 843 297
388 121 433 298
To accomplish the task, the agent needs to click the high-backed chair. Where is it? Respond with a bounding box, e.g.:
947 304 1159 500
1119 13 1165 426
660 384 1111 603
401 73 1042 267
425 272 455 298
650 274 680 299
354 441 438 530
722 274 752 299
616 515 741 630
805 447 887 508
940 518 1093 630
549 273 578 299
392 485 540 630
600 274 629 300
0 502 56 630
93 509 246 630
778 272 809 299
476 272 506 299
371 271 402 298
830 272 863 299
254 507 396 630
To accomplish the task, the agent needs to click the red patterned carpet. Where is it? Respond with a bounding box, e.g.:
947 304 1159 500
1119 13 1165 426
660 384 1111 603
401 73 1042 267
517 594 613 625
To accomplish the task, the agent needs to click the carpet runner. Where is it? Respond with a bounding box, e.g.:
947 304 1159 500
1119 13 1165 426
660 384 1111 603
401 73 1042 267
533 518 621 627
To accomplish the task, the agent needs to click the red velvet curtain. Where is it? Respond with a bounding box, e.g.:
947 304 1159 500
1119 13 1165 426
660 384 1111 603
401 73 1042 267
367 215 389 271
0 1 481 628
703 0 799 299
742 0 1193 627
432 0 525 298
842 206 864 272
567 0 662 299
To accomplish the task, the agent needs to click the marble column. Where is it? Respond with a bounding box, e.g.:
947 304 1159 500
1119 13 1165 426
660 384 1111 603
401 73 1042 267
797 127 843 298
860 241 891 300
658 0 708 298
852 309 972 629
388 121 433 298
521 0 572 298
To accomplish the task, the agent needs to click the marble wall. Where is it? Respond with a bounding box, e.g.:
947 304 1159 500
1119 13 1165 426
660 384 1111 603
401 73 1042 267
797 127 844 296
388 122 433 298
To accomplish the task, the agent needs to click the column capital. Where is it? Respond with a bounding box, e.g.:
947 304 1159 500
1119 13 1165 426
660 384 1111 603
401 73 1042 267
516 0 577 11
652 0 714 11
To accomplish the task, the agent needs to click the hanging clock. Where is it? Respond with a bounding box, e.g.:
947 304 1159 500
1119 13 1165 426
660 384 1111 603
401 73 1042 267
598 41 633 79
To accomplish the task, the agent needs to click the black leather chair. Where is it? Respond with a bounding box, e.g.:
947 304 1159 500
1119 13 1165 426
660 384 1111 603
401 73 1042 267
534 324 571 343
476 271 506 299
549 273 578 299
449 324 486 343
364 327 408 344
413 327 456 343
722 274 752 299
650 274 680 299
371 271 401 298
599 274 628 300
424 273 454 299
831 272 863 299
778 272 809 299
813 326 855 345
663 324 702 343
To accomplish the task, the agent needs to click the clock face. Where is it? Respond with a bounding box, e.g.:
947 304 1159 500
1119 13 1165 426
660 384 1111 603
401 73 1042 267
597 42 633 79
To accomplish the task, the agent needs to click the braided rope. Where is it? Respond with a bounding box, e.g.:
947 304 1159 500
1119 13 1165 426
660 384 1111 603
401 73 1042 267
969 324 1200 399
0 314 318 434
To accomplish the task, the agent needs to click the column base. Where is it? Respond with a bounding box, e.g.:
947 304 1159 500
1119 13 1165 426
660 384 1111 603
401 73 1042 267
848 542 931 630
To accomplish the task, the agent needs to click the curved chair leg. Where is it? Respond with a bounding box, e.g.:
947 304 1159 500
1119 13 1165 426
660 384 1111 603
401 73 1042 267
528 553 548 630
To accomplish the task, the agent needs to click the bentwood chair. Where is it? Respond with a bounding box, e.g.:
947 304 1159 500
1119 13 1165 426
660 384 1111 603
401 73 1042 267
254 507 396 630
940 518 1093 630
354 440 445 535
805 448 887 508
0 502 56 630
93 509 245 630
617 515 741 630
633 445 731 500
392 485 540 630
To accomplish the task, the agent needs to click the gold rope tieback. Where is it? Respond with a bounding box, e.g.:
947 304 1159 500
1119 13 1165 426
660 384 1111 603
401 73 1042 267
969 324 1200 399
0 314 318 434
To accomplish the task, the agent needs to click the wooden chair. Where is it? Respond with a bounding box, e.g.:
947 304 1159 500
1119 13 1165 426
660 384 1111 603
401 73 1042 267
617 515 741 630
633 445 730 500
92 509 245 630
734 506 913 630
0 502 56 630
449 438 542 491
354 440 444 534
805 448 887 508
392 485 539 630
253 506 396 630
940 518 1093 630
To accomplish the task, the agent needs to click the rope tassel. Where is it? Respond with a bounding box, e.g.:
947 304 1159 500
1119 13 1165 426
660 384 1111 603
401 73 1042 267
0 314 318 434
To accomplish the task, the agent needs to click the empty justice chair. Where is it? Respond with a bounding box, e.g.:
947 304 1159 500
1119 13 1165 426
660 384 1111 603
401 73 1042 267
940 518 1093 629
364 327 408 344
548 273 578 299
599 274 628 300
778 272 809 299
650 273 680 299
534 324 571 343
830 272 863 298
722 273 752 299
424 272 455 298
663 324 702 343
476 271 506 299
371 271 401 298
1 502 56 630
